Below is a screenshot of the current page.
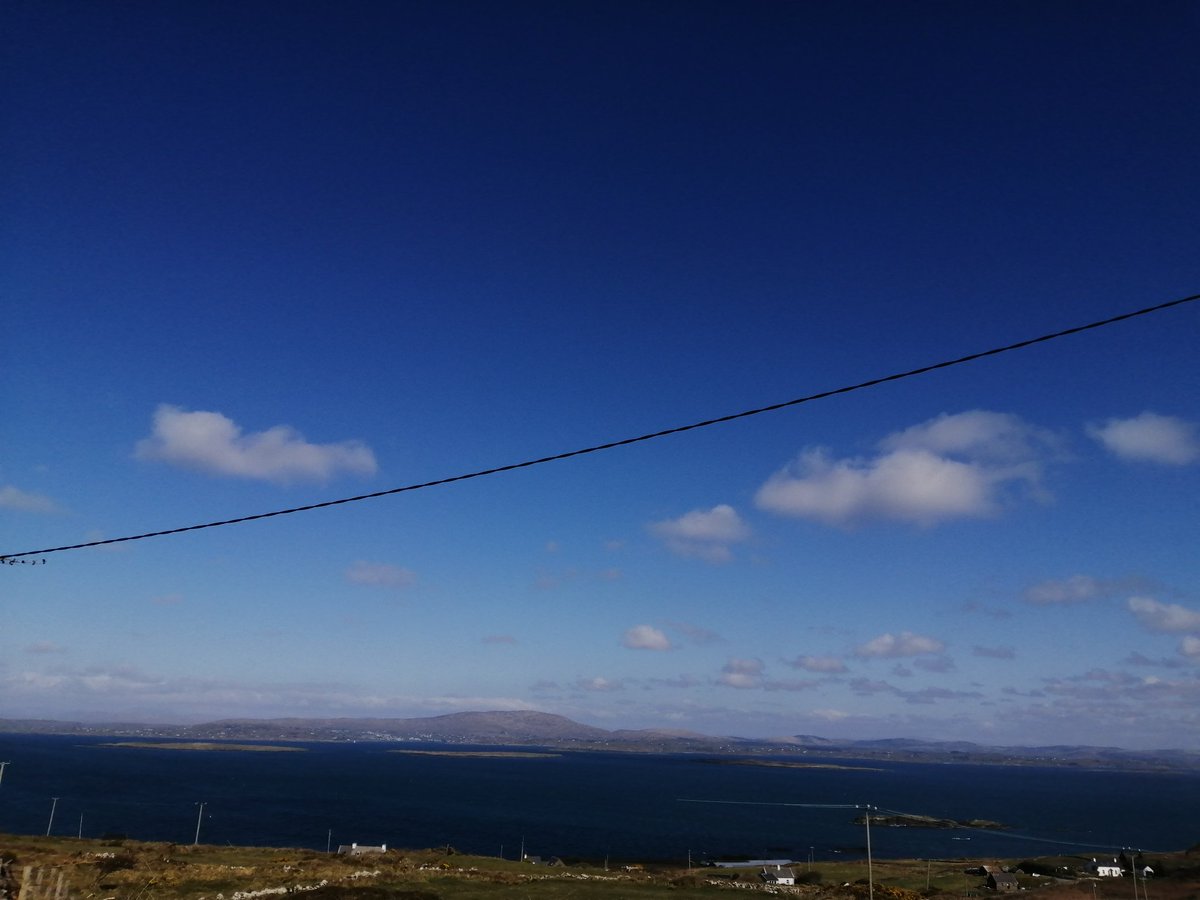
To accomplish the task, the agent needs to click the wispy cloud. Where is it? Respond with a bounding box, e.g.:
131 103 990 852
0 485 58 513
855 631 945 658
664 621 723 645
650 504 750 562
1088 411 1200 465
1123 651 1183 669
345 561 416 589
25 641 65 655
1040 668 1200 712
718 658 764 689
621 625 672 651
135 404 377 483
787 655 848 673
914 655 956 673
1025 575 1112 605
762 678 821 693
574 676 623 692
850 677 896 695
849 677 982 705
903 685 982 705
649 674 702 689
961 600 1012 619
0 664 538 721
973 645 1016 660
755 410 1054 527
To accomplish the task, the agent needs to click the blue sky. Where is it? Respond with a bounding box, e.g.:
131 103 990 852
3 1 1199 749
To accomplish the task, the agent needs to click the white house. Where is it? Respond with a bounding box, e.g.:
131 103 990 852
1085 858 1122 877
761 865 797 885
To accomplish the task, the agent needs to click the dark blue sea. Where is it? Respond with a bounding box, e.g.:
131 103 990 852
0 735 1195 863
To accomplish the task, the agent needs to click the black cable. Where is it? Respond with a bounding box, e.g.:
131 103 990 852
3 292 1197 561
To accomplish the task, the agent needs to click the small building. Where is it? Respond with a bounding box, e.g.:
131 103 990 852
336 842 387 856
761 865 797 886
1084 858 1122 877
987 873 1018 892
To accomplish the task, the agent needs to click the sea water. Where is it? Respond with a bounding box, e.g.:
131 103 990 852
0 734 1194 862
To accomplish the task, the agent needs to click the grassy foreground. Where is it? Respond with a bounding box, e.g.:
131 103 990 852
1 834 1198 899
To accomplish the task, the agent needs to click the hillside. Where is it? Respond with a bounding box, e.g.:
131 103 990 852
3 834 1198 900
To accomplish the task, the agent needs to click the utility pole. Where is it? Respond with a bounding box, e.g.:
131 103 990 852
864 805 874 900
46 797 59 835
194 802 206 846
78 813 84 839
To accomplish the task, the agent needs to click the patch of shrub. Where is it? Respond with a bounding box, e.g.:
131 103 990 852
94 853 137 875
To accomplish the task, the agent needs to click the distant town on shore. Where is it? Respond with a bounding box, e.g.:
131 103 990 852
2 710 1197 772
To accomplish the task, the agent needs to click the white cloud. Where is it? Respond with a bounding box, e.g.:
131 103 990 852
788 655 848 673
345 561 416 588
0 485 58 513
719 657 764 689
882 410 1057 461
650 504 750 562
1127 596 1200 633
855 631 945 658
135 404 377 483
755 411 1052 527
622 625 672 651
1088 412 1200 465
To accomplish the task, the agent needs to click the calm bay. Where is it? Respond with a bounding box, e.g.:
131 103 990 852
0 734 1195 863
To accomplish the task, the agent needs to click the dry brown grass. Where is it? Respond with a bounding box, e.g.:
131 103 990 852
2 834 1197 900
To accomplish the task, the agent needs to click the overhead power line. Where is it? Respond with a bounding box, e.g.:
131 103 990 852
3 292 1197 561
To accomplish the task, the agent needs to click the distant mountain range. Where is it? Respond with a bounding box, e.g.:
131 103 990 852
2 710 1197 771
